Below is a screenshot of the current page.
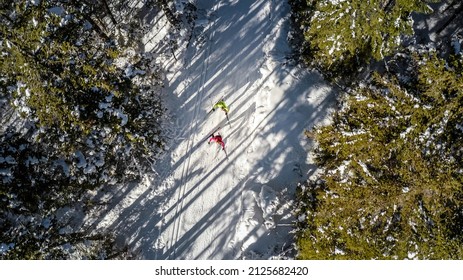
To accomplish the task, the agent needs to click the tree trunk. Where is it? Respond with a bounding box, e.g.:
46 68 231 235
156 0 179 26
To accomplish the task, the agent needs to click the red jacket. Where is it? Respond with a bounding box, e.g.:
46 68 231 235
209 135 225 150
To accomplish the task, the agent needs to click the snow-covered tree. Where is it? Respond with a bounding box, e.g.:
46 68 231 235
155 0 180 26
1 0 165 176
301 0 438 77
0 0 166 259
296 53 463 259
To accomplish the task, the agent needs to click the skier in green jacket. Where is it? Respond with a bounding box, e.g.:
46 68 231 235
212 99 230 125
212 100 229 115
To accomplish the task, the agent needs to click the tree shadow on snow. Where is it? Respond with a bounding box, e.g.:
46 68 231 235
90 0 337 259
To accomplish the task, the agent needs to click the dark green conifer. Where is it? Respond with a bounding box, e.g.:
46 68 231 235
303 0 438 77
297 53 463 259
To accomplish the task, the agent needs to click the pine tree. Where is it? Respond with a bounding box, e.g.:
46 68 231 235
1 1 164 154
302 0 439 77
0 0 165 259
297 53 463 259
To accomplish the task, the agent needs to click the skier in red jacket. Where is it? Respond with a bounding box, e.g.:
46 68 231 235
208 133 225 150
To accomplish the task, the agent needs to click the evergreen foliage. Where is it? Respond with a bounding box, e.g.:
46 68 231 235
0 0 166 259
298 0 439 79
296 53 463 259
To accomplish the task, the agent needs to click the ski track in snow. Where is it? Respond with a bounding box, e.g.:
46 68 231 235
168 3 216 258
92 0 335 259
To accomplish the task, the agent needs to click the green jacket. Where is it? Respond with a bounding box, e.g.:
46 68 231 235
213 100 229 113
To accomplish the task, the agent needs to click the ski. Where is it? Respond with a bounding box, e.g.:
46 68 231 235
225 113 231 128
214 143 229 160
222 147 229 160
214 95 225 106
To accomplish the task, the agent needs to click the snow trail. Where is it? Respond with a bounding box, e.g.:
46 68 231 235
93 0 334 259
168 3 216 258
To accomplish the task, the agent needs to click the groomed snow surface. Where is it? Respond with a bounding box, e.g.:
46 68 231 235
91 0 334 259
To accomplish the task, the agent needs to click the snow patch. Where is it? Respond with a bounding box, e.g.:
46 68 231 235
335 247 346 255
195 19 209 27
328 0 347 5
0 156 16 164
456 124 463 133
400 126 415 139
124 66 146 78
54 159 70 176
114 109 128 127
0 243 15 254
29 0 41 6
75 151 87 168
358 161 375 181
451 36 462 55
42 218 51 229
254 185 280 229
48 6 65 16
0 168 13 183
